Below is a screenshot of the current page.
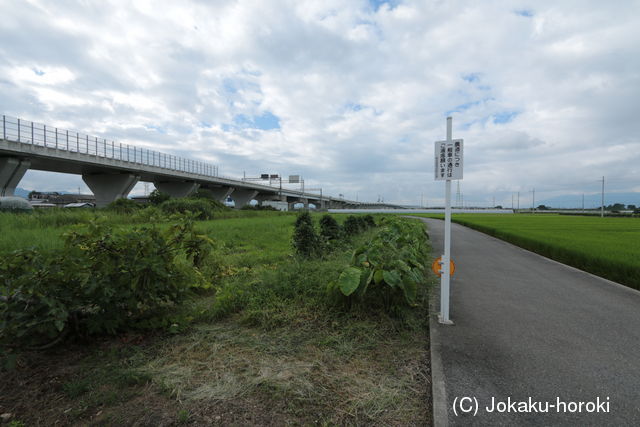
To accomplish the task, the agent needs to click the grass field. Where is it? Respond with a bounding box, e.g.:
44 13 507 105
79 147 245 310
1 210 432 425
419 213 640 290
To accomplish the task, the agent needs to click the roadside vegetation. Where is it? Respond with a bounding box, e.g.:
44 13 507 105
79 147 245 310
1 204 432 425
421 213 640 290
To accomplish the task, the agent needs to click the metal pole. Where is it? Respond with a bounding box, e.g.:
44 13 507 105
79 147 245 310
17 118 20 141
601 176 605 218
532 188 535 213
440 116 453 325
66 130 69 150
31 121 34 144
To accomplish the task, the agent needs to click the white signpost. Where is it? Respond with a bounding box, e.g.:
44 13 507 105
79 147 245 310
434 117 463 325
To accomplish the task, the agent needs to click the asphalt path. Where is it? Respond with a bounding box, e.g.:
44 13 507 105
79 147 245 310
417 217 640 426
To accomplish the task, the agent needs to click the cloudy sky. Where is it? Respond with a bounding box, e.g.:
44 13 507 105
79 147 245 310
2 0 639 206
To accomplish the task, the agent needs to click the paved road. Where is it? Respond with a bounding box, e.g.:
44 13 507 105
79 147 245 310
418 218 640 426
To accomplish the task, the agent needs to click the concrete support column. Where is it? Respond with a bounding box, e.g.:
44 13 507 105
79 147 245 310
288 202 297 211
206 186 234 202
0 157 30 197
232 189 258 208
301 198 309 210
83 173 140 207
154 180 200 198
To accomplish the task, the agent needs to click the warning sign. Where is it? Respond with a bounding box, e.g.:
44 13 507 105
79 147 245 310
434 139 463 180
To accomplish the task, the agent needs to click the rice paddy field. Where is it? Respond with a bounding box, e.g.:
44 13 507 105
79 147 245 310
421 214 640 290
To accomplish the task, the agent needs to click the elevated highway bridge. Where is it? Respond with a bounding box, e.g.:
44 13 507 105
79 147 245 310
0 115 405 209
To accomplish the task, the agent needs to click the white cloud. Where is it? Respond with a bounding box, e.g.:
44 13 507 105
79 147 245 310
1 0 639 206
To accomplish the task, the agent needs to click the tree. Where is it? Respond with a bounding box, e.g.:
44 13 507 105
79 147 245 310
149 189 170 205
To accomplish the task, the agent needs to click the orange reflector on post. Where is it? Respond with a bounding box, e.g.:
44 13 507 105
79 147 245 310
431 256 455 277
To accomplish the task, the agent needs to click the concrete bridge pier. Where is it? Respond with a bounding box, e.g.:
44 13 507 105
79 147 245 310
154 180 200 198
0 157 30 197
232 189 258 208
205 186 234 203
83 173 140 207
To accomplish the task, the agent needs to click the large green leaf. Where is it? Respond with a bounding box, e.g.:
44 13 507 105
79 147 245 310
338 267 362 296
402 276 418 304
373 269 384 285
382 270 402 288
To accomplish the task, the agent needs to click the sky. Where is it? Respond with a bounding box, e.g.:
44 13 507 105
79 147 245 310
1 0 639 207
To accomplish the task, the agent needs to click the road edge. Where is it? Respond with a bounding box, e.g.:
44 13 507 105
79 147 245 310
414 217 449 427
429 302 449 427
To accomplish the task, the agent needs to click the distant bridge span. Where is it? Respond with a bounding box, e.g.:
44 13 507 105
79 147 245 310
0 115 405 209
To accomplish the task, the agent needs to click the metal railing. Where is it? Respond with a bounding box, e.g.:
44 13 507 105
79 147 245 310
1 115 218 177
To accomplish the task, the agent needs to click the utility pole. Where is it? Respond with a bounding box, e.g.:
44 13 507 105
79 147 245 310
601 176 605 218
517 191 520 210
532 188 535 213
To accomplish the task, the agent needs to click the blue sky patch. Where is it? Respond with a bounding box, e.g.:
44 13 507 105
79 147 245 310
346 102 364 112
33 68 45 76
145 124 167 134
493 111 519 124
514 9 534 17
462 72 481 83
368 0 399 12
229 111 281 131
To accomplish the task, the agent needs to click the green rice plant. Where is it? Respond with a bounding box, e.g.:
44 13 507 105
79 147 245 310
421 214 640 290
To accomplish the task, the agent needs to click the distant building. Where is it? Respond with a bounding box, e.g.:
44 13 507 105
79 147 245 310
29 191 95 207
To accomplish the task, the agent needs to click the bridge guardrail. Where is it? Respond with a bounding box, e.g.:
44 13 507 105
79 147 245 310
1 115 219 178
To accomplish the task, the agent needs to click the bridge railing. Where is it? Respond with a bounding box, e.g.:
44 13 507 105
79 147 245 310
1 115 219 178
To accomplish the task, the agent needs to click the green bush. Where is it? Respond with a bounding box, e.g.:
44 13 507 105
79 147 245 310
0 216 217 348
292 211 320 258
159 198 216 220
189 190 229 210
342 215 361 237
240 204 278 211
363 214 376 228
149 189 171 205
319 214 341 241
106 197 141 214
329 218 427 313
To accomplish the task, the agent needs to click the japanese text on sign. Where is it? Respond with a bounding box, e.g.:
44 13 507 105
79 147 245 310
434 139 463 180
